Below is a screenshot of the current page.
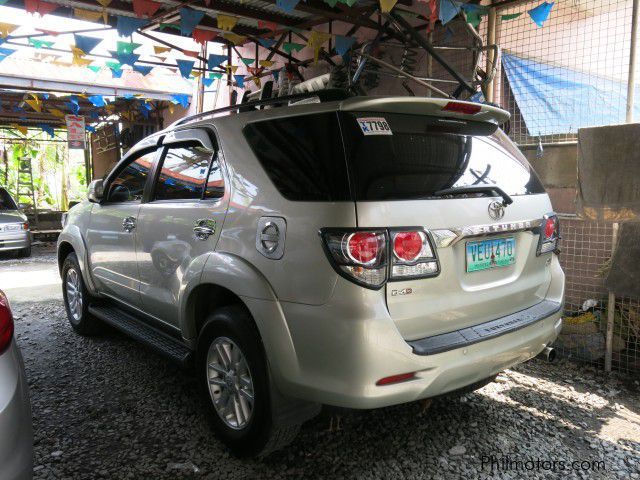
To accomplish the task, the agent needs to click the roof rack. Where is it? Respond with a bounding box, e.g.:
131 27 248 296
170 89 353 128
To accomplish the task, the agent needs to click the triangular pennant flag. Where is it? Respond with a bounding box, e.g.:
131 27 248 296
74 34 102 54
133 64 153 75
241 58 255 66
324 0 338 6
225 65 239 74
160 23 181 31
28 38 54 49
38 124 55 138
73 8 102 22
48 108 65 118
116 15 148 37
117 41 142 54
25 99 41 112
339 0 358 6
183 49 199 58
0 23 18 38
501 12 522 21
379 0 398 14
202 77 215 88
271 70 280 82
276 0 300 13
111 51 140 66
132 0 161 18
153 45 171 55
96 0 111 6
216 14 238 31
0 47 15 56
87 65 101 73
179 7 205 36
258 59 274 68
170 93 190 108
87 95 106 107
222 33 245 44
12 124 28 136
282 42 304 54
105 60 121 70
466 11 482 29
191 71 202 78
307 31 331 63
439 0 459 25
258 38 276 49
24 0 58 16
209 72 223 79
528 1 554 27
252 76 261 88
334 35 356 56
176 59 195 79
208 53 227 69
247 66 262 76
86 125 96 133
258 20 277 32
192 28 217 45
234 74 245 88
36 28 60 36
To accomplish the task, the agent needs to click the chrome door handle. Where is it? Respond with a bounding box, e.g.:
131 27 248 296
194 219 216 240
122 216 136 233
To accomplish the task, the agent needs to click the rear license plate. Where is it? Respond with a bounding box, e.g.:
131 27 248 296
466 237 516 272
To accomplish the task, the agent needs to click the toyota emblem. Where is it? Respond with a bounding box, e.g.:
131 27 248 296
488 201 505 220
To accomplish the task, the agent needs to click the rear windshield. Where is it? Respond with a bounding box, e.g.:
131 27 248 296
340 111 545 201
243 110 544 202
0 188 17 210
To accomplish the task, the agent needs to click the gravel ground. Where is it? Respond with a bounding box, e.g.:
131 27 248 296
5 246 640 479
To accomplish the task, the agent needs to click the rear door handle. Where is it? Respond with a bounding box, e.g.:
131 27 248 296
194 219 216 240
122 216 136 233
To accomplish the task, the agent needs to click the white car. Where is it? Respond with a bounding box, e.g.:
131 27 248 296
0 188 31 258
0 290 33 479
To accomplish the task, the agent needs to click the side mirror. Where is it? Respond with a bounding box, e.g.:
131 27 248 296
88 179 104 203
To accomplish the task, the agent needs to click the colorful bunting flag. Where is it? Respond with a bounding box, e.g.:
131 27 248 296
208 53 227 69
202 77 215 88
528 1 554 27
117 41 142 54
234 74 245 88
176 59 195 79
324 0 339 7
466 11 482 29
48 108 65 118
87 65 101 73
340 0 358 6
111 51 140 66
28 38 54 49
258 20 277 32
258 59 274 68
276 0 300 13
73 8 103 23
241 58 255 66
11 124 28 136
87 95 106 107
153 45 171 55
258 38 276 49
24 0 58 16
192 28 217 45
225 65 239 74
216 14 238 31
501 12 522 21
282 42 304 54
334 35 355 56
74 34 102 54
25 99 41 112
209 72 223 79
379 0 398 13
170 93 190 108
132 0 161 18
133 65 153 75
252 76 261 88
179 8 205 36
0 47 15 57
0 23 18 38
35 28 61 36
222 33 246 45
38 124 55 138
116 15 148 37
439 0 459 25
183 50 199 58
96 0 111 23
271 69 280 82
307 31 331 63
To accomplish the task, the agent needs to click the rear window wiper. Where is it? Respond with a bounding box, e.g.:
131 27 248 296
434 185 513 206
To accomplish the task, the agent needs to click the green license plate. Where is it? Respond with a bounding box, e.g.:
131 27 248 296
466 237 516 272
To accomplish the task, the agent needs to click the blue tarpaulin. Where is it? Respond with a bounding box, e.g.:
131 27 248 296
502 53 640 137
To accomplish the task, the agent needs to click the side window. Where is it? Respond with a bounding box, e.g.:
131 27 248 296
107 150 155 202
153 143 221 201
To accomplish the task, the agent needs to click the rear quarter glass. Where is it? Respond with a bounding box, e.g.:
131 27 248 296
339 111 545 202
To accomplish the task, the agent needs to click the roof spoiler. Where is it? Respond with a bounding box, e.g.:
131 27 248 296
339 97 510 126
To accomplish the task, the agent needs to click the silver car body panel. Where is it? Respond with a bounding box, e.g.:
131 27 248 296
0 341 33 480
0 210 30 252
59 96 565 409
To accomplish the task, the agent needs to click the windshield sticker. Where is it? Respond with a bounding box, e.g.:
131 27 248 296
357 117 393 136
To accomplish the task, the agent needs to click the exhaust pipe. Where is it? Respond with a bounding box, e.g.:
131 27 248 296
536 346 556 362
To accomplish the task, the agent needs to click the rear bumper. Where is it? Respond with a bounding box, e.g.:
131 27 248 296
0 231 30 251
0 341 33 480
244 255 565 410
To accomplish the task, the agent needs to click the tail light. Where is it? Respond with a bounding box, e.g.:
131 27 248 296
537 213 560 255
21 222 29 230
442 101 481 115
390 229 439 280
320 229 388 289
0 290 14 355
319 227 440 289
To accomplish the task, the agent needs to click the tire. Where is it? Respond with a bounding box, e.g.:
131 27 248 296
17 245 31 258
61 252 101 336
197 305 300 457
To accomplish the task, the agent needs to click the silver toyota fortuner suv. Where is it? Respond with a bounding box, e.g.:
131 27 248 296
57 91 564 457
